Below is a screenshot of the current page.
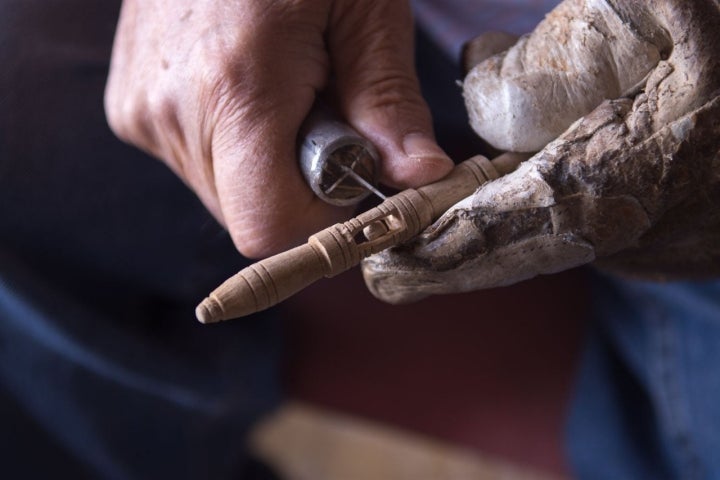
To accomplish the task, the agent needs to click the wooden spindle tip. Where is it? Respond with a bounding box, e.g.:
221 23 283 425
195 296 224 324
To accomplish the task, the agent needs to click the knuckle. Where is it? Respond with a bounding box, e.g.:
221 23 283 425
104 88 147 143
358 72 423 111
104 81 127 136
225 198 316 259
227 223 281 259
105 72 185 155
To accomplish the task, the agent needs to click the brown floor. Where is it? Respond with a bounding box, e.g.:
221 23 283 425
252 402 565 480
281 267 590 476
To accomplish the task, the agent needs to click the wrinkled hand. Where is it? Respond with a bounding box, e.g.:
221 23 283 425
105 0 452 258
363 0 720 304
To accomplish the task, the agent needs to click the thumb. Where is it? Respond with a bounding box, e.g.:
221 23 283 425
328 0 453 189
463 0 668 152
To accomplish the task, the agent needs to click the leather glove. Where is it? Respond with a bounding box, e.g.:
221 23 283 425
363 0 720 304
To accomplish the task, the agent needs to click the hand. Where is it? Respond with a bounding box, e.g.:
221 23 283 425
362 0 720 304
105 0 453 258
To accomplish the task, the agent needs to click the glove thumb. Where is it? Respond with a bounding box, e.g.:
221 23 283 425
463 0 668 152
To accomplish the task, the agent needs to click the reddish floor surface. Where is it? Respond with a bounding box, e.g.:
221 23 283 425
282 267 590 476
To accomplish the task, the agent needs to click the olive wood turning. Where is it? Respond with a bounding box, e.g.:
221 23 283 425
196 153 525 323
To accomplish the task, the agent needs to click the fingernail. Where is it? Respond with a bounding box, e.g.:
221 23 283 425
396 134 454 186
402 133 452 164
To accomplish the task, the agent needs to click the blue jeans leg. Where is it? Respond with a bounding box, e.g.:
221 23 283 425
0 2 282 478
567 273 720 479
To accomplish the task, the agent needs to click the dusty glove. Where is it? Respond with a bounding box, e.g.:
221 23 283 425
363 0 720 304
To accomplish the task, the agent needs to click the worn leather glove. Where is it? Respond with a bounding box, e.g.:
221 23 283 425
363 0 720 304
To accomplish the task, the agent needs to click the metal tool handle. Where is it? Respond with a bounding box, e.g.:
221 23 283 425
298 103 380 206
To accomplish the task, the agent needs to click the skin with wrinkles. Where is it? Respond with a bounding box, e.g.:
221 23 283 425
363 0 720 304
105 0 452 259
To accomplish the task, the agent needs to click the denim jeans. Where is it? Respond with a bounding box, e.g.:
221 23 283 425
412 2 720 477
0 2 281 478
568 275 720 480
3 1 719 479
